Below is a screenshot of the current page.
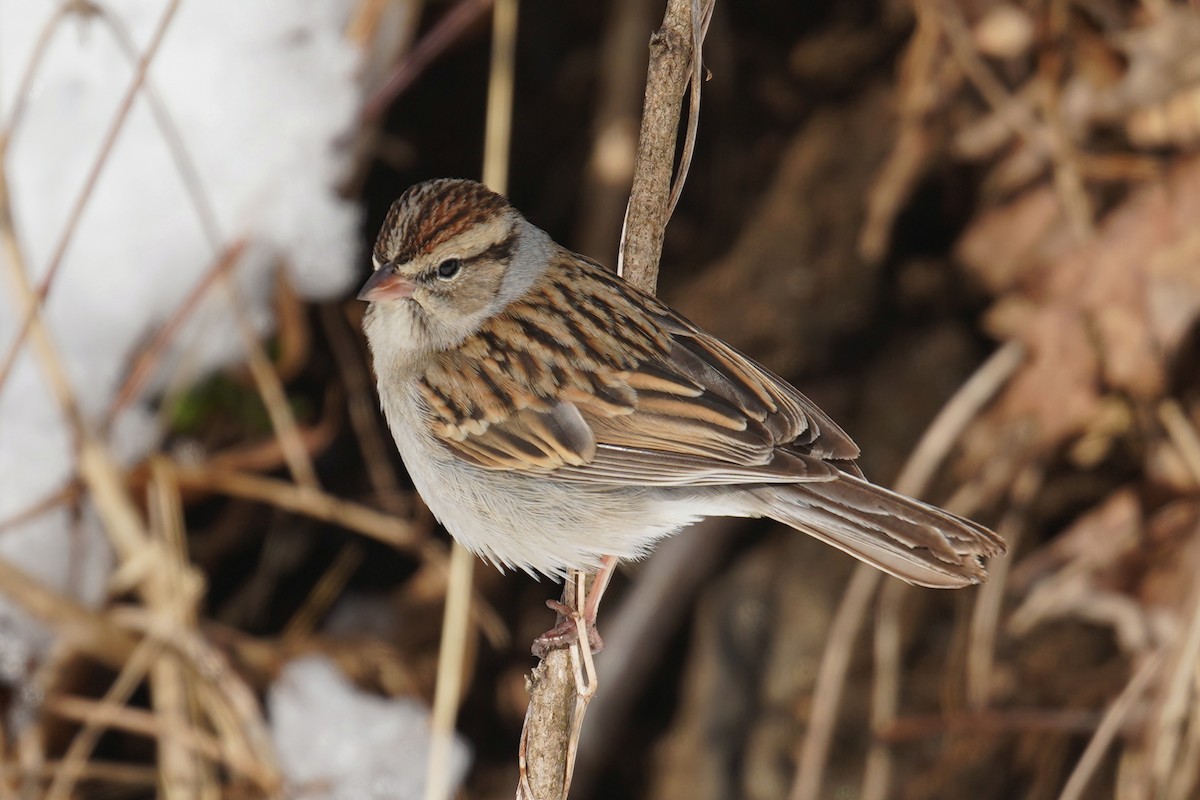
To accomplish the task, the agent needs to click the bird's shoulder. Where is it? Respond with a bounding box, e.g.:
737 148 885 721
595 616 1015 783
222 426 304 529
415 252 671 431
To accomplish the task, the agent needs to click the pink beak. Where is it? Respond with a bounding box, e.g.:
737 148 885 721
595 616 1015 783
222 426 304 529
357 268 415 302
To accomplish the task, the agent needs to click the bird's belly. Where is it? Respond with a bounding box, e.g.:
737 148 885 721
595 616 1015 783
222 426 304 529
387 409 705 577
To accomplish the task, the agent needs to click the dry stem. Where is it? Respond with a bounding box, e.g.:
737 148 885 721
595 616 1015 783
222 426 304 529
362 0 496 123
516 2 711 796
1057 652 1165 800
790 340 1024 800
0 0 183 397
616 0 713 292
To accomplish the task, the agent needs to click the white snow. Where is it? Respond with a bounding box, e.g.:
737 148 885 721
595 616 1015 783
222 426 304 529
269 654 471 800
0 2 472 788
0 0 363 700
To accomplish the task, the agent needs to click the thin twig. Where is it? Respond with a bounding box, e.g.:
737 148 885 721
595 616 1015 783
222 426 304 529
146 458 211 799
0 484 79 535
664 0 714 219
966 462 1044 710
107 241 248 424
0 556 137 670
481 0 518 195
861 579 904 800
518 2 711 797
931 0 1094 238
361 0 495 123
0 0 184 398
282 543 366 641
858 0 940 262
45 637 165 800
45 695 232 774
425 543 480 800
112 607 282 793
572 518 739 787
891 341 1026 498
1159 400 1200 487
222 270 322 490
794 340 1025 800
616 0 709 292
561 572 598 798
0 761 157 790
185 410 340 477
1057 652 1165 800
789 564 881 800
173 466 422 553
1145 521 1200 797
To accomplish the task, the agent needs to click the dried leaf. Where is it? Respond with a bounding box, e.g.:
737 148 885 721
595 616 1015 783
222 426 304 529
959 156 1200 452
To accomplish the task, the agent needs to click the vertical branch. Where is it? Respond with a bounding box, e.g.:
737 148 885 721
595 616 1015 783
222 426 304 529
481 0 519 195
518 579 581 800
517 1 712 798
618 0 713 293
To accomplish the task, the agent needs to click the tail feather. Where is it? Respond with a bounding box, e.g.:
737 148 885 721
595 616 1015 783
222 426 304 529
753 475 1006 588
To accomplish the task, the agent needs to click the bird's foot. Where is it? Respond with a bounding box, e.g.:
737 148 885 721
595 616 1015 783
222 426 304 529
531 599 604 658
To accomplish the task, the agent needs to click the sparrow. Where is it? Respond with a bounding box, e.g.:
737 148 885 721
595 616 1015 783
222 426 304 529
359 178 1006 654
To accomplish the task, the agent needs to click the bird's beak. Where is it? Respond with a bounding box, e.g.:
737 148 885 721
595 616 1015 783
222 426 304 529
357 268 415 302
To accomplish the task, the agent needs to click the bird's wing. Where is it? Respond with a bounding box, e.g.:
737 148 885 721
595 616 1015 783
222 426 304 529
414 253 858 487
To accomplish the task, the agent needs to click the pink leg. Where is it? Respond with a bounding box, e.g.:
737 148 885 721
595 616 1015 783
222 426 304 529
531 556 619 658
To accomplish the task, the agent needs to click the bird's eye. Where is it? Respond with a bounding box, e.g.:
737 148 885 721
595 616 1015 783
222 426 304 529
436 259 462 280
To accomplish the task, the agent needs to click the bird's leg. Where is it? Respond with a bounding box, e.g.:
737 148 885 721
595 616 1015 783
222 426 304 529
531 555 619 658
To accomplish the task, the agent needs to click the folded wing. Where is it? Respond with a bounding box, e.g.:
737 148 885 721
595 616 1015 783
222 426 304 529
416 252 857 486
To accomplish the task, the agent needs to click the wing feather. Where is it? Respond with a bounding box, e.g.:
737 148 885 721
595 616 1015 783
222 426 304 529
413 250 862 485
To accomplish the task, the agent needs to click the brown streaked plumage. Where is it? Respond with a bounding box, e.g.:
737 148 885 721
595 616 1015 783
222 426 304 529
360 178 1006 652
419 250 858 485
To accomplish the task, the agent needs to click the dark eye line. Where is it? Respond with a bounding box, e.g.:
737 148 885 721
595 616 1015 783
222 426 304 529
417 258 456 283
479 234 517 263
421 233 517 283
421 253 476 282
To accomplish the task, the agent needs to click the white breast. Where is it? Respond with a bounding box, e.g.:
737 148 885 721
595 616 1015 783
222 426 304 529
375 380 718 577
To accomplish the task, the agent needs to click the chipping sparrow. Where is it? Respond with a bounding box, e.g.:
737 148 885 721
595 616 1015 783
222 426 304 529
360 179 1005 653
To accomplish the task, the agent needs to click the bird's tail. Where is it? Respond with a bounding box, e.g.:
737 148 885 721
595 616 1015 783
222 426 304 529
751 475 1006 588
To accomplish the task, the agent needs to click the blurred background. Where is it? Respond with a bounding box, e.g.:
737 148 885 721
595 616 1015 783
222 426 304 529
2 0 1200 798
